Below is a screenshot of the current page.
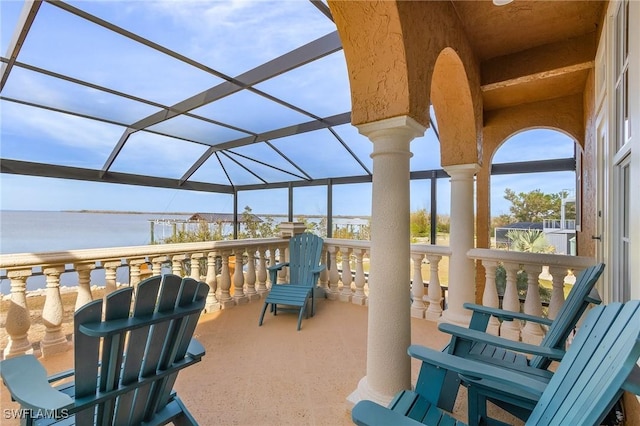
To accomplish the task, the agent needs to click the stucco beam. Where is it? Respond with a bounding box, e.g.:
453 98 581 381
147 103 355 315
481 32 597 87
481 62 594 93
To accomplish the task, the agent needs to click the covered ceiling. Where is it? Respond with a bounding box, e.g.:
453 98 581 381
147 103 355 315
0 1 603 194
452 0 606 112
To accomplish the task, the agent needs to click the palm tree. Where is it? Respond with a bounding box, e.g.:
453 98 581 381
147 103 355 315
506 229 553 254
498 229 553 304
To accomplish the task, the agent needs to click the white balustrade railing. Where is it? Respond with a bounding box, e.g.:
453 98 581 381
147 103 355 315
0 238 286 359
322 239 451 321
1 236 597 360
468 248 597 344
411 244 452 320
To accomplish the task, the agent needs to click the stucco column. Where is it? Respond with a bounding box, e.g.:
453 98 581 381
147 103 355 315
440 163 479 326
348 116 425 407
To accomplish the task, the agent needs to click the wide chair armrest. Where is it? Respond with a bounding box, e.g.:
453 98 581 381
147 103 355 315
268 262 290 285
439 324 566 360
464 303 554 327
311 265 326 274
408 345 548 395
0 354 73 412
352 400 426 426
267 262 289 272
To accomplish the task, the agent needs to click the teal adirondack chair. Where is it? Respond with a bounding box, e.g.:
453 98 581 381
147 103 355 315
434 263 604 411
0 274 209 426
258 233 325 330
352 300 640 426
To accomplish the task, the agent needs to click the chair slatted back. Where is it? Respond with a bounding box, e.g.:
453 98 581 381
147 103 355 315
528 300 640 425
73 274 208 425
287 233 324 287
113 275 162 425
531 262 604 369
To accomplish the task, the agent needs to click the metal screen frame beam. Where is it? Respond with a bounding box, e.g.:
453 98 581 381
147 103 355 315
101 30 343 175
1 0 41 91
0 159 234 194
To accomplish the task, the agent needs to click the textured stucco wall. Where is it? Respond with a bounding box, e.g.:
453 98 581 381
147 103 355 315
395 1 482 166
476 95 585 252
328 1 413 126
475 95 586 300
329 1 482 166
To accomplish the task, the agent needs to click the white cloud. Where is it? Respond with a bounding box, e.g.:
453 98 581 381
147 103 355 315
137 0 334 74
2 101 121 154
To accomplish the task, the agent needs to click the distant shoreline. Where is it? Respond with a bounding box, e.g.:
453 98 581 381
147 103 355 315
67 210 191 215
0 209 189 215
2 210 372 219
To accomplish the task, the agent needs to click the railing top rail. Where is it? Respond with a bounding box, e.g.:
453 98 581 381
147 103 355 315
324 238 371 249
324 239 452 257
0 238 286 270
467 248 594 269
411 244 452 256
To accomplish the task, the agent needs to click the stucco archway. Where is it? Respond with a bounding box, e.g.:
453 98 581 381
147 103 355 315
475 96 587 302
432 47 480 166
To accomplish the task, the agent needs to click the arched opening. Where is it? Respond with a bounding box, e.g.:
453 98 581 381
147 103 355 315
490 128 578 256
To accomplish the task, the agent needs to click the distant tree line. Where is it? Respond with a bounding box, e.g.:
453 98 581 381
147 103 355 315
492 188 575 232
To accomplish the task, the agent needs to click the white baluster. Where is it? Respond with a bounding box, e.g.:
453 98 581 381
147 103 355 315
219 251 233 308
339 247 353 302
74 263 95 311
41 266 69 357
425 255 444 321
245 248 259 301
521 265 545 345
327 245 340 300
130 258 150 290
500 262 522 340
318 248 329 295
256 247 269 296
190 253 203 280
352 248 367 305
233 250 248 305
268 247 277 288
277 245 288 284
204 252 220 313
104 260 121 294
172 255 185 276
151 256 165 276
548 266 568 320
410 252 426 318
3 269 33 359
480 261 500 335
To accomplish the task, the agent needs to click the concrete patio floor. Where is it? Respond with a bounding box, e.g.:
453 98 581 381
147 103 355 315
1 296 523 425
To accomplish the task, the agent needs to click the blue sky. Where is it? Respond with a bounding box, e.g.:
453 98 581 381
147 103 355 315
0 128 576 217
0 1 576 218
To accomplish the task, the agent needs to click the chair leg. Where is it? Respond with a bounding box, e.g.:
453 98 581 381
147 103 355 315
467 382 486 426
172 396 200 426
259 301 270 326
297 305 305 331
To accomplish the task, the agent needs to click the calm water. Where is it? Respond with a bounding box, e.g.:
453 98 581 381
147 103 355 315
0 211 191 293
